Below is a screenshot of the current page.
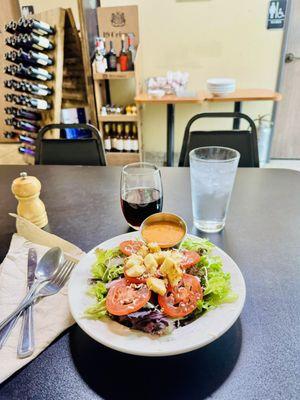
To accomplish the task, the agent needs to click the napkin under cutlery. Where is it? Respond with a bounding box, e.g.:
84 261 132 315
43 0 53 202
0 214 85 383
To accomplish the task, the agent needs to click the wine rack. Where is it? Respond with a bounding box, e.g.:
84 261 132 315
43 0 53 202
2 7 89 164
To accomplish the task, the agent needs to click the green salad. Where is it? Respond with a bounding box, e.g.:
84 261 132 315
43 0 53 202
85 237 237 335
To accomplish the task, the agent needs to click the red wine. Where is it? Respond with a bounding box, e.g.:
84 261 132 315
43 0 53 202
121 188 163 228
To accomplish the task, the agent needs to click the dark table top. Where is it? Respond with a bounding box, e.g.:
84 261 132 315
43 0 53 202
0 166 299 400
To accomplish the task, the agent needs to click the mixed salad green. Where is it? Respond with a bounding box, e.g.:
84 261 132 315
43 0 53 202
85 237 237 335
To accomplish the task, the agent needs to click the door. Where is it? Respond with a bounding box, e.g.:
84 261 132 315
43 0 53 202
271 0 300 158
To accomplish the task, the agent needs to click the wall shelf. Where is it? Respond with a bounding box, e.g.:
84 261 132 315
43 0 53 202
98 115 138 122
93 71 135 80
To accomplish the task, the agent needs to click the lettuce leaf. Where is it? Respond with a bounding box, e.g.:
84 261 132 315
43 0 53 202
181 238 238 312
91 247 123 282
181 237 214 254
84 298 107 319
87 281 107 301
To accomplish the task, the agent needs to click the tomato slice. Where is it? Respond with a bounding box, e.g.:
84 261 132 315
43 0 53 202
124 269 147 284
106 278 151 316
180 250 201 269
158 274 203 318
119 240 144 256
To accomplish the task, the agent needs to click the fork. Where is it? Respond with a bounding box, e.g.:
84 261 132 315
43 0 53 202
0 260 75 341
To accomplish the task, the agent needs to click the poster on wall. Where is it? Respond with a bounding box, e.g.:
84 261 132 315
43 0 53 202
267 0 287 29
97 5 139 54
21 6 34 16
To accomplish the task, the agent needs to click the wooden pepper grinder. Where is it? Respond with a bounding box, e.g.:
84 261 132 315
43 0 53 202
11 172 48 228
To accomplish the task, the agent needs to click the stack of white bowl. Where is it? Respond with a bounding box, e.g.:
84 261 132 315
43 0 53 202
207 78 236 97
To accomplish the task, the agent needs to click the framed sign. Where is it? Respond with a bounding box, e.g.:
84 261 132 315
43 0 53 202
97 5 139 53
267 0 287 29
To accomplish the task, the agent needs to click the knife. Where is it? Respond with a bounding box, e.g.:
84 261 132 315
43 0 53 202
17 248 37 358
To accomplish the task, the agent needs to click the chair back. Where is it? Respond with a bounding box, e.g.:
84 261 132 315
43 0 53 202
35 123 106 166
178 112 259 167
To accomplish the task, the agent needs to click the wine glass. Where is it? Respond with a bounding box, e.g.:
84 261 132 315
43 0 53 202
120 162 163 230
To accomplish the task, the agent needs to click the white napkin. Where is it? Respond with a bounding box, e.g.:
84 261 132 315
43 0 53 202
0 215 85 383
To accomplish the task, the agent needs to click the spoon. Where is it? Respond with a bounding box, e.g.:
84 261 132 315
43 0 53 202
0 247 64 338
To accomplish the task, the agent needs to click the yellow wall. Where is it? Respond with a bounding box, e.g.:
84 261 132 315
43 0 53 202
102 0 283 153
19 0 283 154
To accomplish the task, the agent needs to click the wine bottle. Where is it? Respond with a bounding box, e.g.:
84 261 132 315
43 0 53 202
6 49 54 67
18 146 35 156
4 131 18 139
119 34 128 72
5 21 17 34
4 65 14 76
21 33 55 51
6 118 40 133
106 41 117 72
116 123 124 152
19 134 35 144
12 63 53 81
131 124 139 153
6 79 52 96
4 79 16 89
24 96 52 110
123 124 131 152
4 93 14 102
127 33 136 71
103 123 112 152
5 35 18 49
5 106 42 121
17 17 55 36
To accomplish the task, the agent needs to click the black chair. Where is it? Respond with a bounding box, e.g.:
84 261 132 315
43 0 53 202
35 123 106 166
178 112 259 167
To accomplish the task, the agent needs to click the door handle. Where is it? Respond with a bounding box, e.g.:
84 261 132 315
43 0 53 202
285 53 300 63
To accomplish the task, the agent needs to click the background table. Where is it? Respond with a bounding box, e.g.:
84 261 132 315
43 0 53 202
0 166 299 400
135 89 281 166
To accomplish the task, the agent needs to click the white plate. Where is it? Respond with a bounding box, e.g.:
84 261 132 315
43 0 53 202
68 232 246 357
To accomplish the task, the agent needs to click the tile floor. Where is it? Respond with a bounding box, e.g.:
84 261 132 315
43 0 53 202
1 145 300 171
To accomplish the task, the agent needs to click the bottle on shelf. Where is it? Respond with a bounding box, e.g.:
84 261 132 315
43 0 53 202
19 134 36 144
116 123 124 152
7 63 53 81
8 79 53 96
131 123 139 153
17 17 55 36
5 21 17 34
24 96 52 110
103 123 112 152
9 33 55 51
5 106 42 121
127 33 136 71
3 131 18 139
5 94 51 109
111 123 118 152
123 124 131 152
4 93 14 102
18 146 35 156
119 34 128 72
95 37 107 73
106 40 117 72
6 49 54 67
5 35 18 49
5 117 40 133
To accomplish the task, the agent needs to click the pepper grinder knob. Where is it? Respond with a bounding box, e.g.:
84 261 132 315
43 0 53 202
11 172 48 228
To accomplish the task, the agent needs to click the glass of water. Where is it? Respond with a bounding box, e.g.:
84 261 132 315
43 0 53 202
190 147 240 233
